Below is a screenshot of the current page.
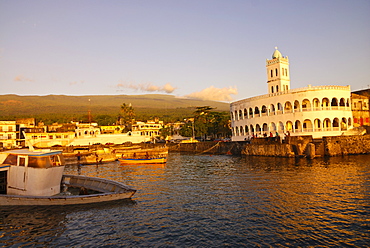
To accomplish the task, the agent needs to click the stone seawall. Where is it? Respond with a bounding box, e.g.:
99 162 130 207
168 141 246 155
323 135 370 156
242 134 370 158
242 143 295 157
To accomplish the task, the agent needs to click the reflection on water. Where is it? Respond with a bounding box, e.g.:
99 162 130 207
0 154 369 247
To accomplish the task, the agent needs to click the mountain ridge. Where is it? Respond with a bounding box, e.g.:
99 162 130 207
0 94 230 121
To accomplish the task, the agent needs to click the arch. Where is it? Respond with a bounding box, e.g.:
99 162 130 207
323 118 331 131
270 104 275 115
277 102 283 114
249 107 253 118
331 98 339 107
261 105 268 116
234 110 238 120
270 122 277 131
314 118 322 132
284 101 293 113
277 121 284 133
240 126 244 135
348 118 352 127
295 120 302 132
285 121 293 132
254 106 260 116
262 123 268 132
239 110 243 120
250 124 255 134
346 98 350 107
230 112 234 121
339 98 346 107
244 108 248 119
303 119 313 132
341 118 348 131
302 99 311 111
255 124 261 136
333 118 340 131
245 125 249 134
294 100 300 112
313 98 320 110
322 98 330 109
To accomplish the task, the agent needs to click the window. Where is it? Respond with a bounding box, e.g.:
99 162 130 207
285 69 288 76
270 70 273 78
271 86 274 93
276 86 279 92
275 68 278 76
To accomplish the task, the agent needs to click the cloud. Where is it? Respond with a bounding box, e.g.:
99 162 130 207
69 80 84 85
14 75 34 82
116 82 177 94
185 86 238 101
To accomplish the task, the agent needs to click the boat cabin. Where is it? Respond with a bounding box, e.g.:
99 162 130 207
0 149 65 196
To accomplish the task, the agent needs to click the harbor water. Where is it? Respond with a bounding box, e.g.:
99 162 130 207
0 153 369 247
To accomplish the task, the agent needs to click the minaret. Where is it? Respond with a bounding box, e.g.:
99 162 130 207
266 47 290 94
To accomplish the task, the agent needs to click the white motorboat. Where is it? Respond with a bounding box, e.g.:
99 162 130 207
0 148 136 205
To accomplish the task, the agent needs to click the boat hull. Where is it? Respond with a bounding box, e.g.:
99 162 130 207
0 175 136 206
119 157 167 164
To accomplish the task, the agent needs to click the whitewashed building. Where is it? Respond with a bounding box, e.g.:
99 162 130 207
230 48 353 141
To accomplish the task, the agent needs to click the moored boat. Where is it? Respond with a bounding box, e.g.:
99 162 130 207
113 146 168 159
119 157 167 164
0 148 136 205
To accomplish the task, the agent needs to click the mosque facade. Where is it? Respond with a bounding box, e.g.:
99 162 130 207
230 48 353 141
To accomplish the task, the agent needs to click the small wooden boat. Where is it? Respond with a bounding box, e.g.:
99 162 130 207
119 157 167 164
113 146 168 159
0 146 136 205
80 153 117 165
0 174 136 206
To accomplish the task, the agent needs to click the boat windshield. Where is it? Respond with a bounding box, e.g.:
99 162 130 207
2 154 65 168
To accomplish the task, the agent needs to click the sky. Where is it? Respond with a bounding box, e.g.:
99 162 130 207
1 0 369 102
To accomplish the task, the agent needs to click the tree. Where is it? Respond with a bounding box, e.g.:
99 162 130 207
119 103 136 131
179 106 231 140
95 115 116 126
194 106 213 140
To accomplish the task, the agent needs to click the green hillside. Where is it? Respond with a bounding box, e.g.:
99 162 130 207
0 94 230 124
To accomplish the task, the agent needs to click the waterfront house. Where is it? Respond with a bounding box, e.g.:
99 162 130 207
351 93 369 127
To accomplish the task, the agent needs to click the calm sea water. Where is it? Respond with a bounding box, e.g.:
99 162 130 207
0 153 369 247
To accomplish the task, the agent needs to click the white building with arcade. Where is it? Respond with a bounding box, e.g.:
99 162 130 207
230 48 353 141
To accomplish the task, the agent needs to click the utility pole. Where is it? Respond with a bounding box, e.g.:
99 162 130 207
88 99 91 124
